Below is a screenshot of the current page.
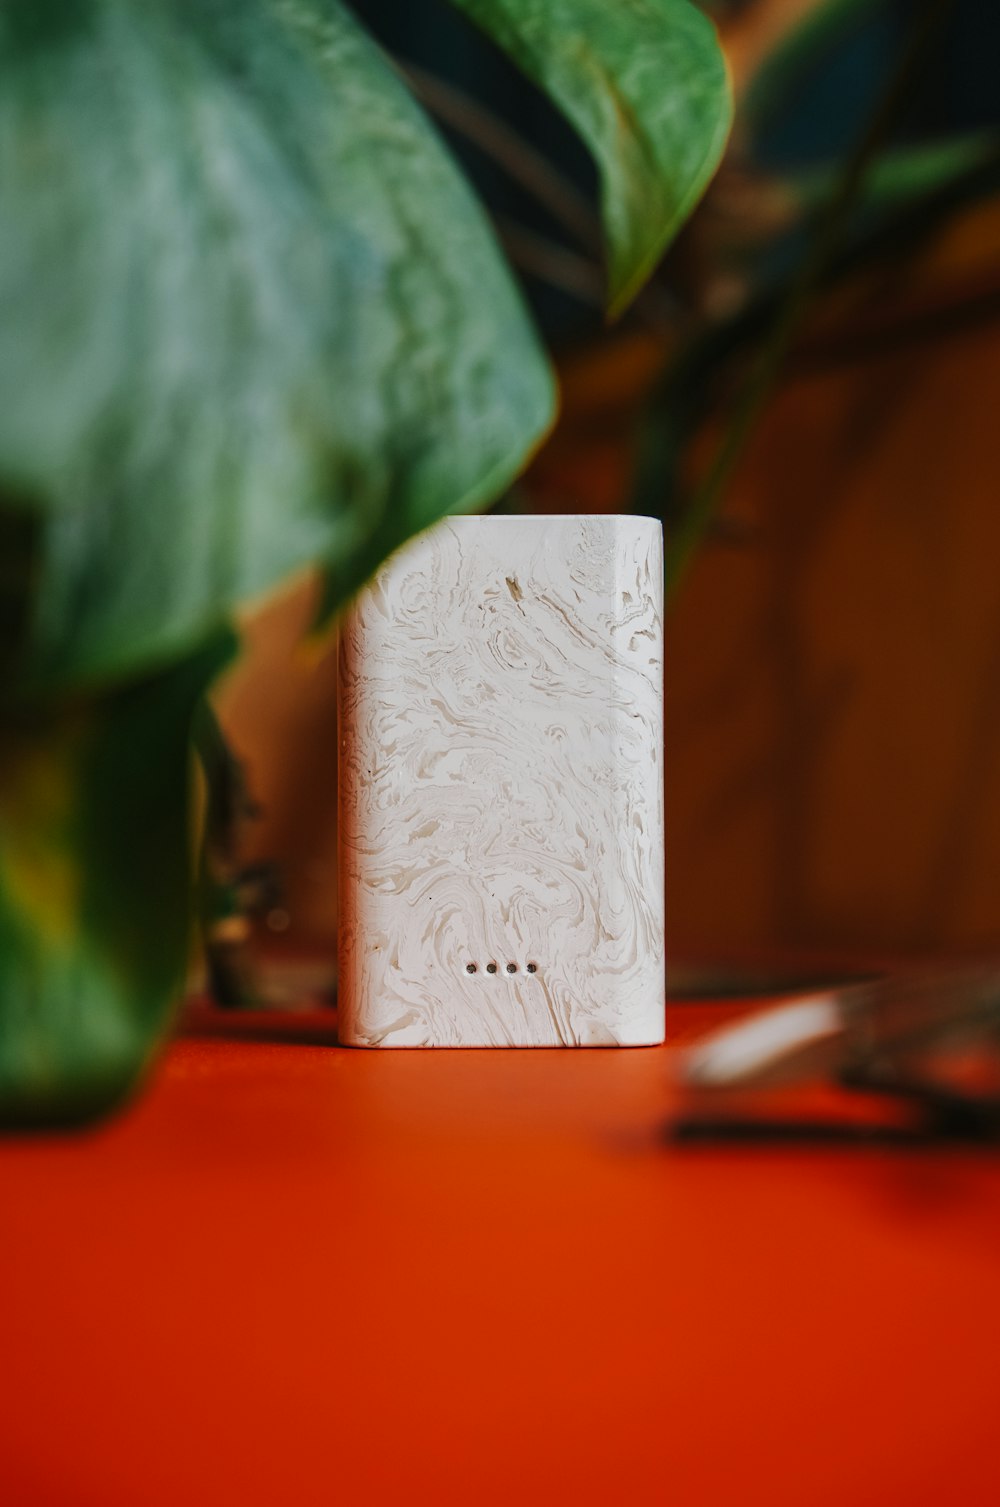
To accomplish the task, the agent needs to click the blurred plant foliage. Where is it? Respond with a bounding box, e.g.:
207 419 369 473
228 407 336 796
632 0 1000 591
0 0 731 1124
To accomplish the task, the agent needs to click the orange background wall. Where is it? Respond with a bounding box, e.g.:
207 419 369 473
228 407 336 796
215 205 1000 967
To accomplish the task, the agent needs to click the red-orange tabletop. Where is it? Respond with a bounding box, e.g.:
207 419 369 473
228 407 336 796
2 1000 999 1507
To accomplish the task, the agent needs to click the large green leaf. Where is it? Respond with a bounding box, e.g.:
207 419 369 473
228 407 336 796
0 0 555 692
450 0 733 315
0 631 235 1126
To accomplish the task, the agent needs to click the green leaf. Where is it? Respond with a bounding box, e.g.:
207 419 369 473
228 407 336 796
0 0 556 691
449 0 733 315
0 631 235 1127
743 0 877 136
791 132 1000 215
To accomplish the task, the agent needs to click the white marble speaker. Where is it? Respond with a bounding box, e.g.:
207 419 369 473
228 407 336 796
337 514 664 1047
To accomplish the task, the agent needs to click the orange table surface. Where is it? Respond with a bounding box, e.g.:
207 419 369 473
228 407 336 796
2 999 999 1507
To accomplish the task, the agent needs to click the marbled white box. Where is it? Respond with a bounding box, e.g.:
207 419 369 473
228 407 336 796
338 514 664 1046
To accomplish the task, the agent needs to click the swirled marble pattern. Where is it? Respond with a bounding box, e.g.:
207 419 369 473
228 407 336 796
338 515 664 1047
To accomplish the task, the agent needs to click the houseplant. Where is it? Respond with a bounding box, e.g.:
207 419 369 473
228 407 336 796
0 0 731 1124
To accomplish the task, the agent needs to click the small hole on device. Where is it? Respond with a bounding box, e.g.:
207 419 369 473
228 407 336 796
526 962 537 974
486 962 497 974
506 962 517 974
466 962 477 974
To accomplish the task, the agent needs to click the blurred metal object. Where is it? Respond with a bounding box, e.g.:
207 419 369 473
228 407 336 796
683 991 845 1090
676 965 1000 1142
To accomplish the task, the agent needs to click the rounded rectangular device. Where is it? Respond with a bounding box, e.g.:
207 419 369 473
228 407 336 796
337 514 664 1046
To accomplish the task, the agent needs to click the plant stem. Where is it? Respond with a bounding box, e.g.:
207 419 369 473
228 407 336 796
663 0 957 598
399 60 602 255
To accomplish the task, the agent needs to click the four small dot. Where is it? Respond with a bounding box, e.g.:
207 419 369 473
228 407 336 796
465 960 539 976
